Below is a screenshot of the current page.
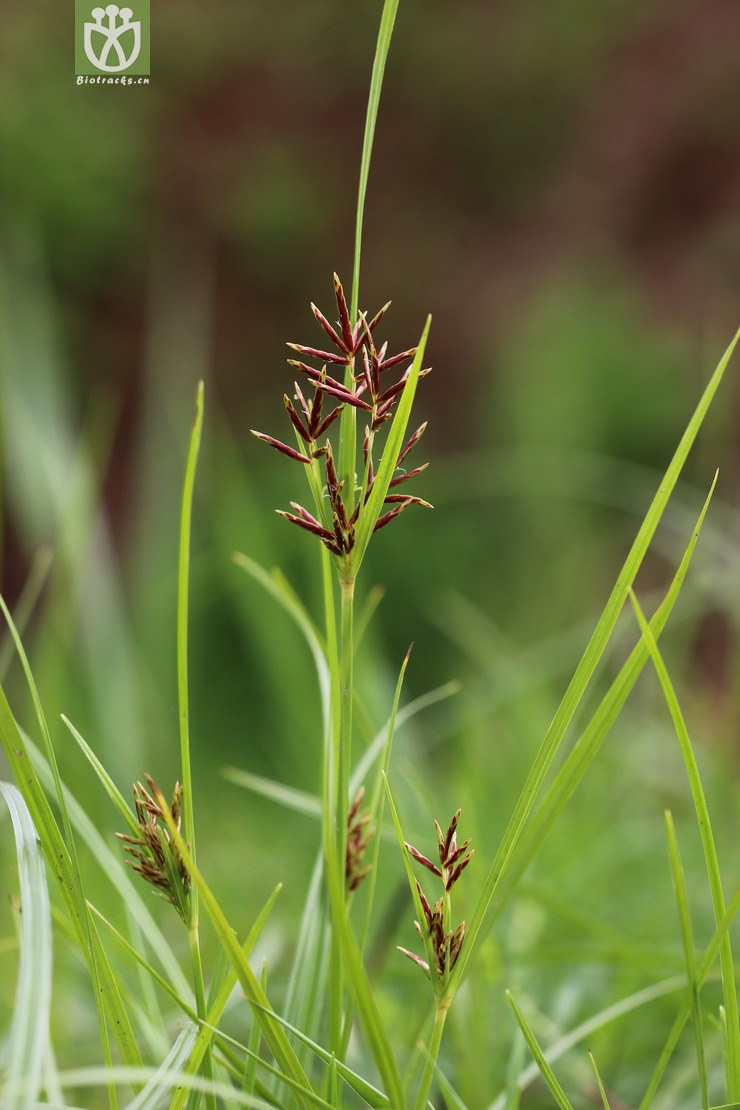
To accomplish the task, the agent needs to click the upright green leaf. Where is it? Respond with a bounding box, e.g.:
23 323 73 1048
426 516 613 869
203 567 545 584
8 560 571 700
452 325 739 994
630 588 740 1099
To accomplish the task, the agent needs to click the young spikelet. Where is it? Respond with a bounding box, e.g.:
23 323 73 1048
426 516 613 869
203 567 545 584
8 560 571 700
117 775 191 925
399 810 473 979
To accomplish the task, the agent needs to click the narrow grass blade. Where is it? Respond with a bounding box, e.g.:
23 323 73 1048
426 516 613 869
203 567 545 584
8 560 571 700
354 584 386 651
61 715 139 835
88 903 198 1019
459 471 718 975
451 326 738 994
231 553 333 1092
0 592 135 1099
276 858 328 1087
178 379 203 859
324 849 406 1104
27 734 192 1002
170 885 282 1110
0 781 53 1109
341 0 401 486
642 883 740 1105
158 802 316 1110
231 553 330 729
350 680 461 793
664 810 708 1109
349 0 399 323
242 960 267 1098
587 1052 612 1110
0 688 142 1081
359 646 412 954
432 1062 469 1110
127 1024 199 1110
503 1032 526 1110
0 546 53 683
239 1001 391 1109
630 588 740 1098
328 1056 338 1105
489 976 686 1110
176 383 215 1110
52 1067 277 1108
505 993 574 1110
351 317 431 577
223 768 321 819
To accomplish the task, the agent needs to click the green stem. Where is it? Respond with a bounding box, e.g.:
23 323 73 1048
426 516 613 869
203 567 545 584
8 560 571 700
338 577 355 872
320 548 344 1057
324 575 355 1062
414 1003 448 1110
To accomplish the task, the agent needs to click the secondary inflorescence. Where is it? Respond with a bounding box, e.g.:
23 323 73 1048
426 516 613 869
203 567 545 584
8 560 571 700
400 810 473 980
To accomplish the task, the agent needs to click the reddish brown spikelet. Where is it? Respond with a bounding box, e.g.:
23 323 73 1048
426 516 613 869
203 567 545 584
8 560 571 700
283 395 311 442
405 841 442 878
276 508 335 542
333 272 355 354
287 342 348 366
380 347 418 373
311 301 346 353
251 430 310 464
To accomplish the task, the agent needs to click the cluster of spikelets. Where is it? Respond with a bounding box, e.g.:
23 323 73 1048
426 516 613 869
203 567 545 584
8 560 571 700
400 810 473 979
117 776 191 926
251 274 431 558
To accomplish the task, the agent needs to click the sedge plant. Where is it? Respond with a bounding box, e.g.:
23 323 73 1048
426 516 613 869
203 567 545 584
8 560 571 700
1 0 740 1107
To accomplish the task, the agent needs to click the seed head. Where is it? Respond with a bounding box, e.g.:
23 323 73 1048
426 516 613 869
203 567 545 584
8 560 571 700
346 786 373 894
400 811 472 980
252 274 432 562
117 775 191 925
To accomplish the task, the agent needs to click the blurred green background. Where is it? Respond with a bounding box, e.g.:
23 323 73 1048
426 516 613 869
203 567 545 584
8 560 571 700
1 0 740 1102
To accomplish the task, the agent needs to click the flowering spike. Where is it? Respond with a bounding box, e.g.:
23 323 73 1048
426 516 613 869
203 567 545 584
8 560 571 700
400 811 471 980
117 776 190 924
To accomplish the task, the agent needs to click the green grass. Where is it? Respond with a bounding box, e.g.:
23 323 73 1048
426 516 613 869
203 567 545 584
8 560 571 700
1 1 739 1107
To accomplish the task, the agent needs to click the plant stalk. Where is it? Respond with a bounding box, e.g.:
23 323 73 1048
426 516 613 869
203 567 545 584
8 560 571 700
337 576 355 873
414 1002 448 1110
